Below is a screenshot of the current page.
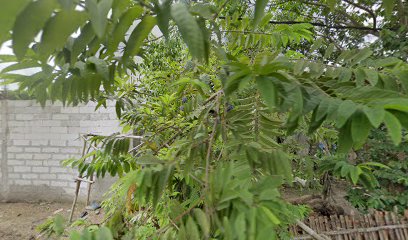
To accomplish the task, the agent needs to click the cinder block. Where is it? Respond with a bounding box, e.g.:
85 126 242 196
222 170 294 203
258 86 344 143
32 166 49 173
43 159 62 166
16 114 34 121
30 140 49 146
41 147 60 153
52 114 69 120
22 173 38 179
51 167 68 173
24 147 41 153
8 173 21 179
7 146 24 153
8 160 25 166
13 179 32 185
26 160 44 166
50 181 68 187
33 153 51 160
60 148 80 154
50 127 68 133
13 166 31 172
40 174 57 180
15 153 33 160
57 174 74 180
60 107 80 114
49 140 66 146
32 180 50 185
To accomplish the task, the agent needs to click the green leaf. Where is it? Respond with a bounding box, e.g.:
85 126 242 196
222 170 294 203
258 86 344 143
382 0 395 16
72 22 95 63
107 6 143 55
86 0 113 38
194 209 210 237
353 68 366 86
39 10 87 59
327 0 336 10
186 216 200 240
350 48 372 65
171 3 205 61
397 70 408 93
123 16 157 61
254 0 269 27
363 106 385 128
261 206 281 225
94 227 114 240
336 100 357 128
0 0 30 44
155 0 171 39
12 0 57 59
349 166 360 185
384 111 402 145
256 76 276 109
338 120 353 153
364 69 378 86
324 43 335 58
351 111 371 148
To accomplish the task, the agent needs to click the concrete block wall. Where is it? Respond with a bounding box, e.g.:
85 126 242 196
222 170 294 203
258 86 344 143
0 100 121 202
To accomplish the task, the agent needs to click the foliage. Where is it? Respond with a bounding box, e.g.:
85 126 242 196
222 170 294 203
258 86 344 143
2 0 408 239
36 214 66 238
346 128 408 213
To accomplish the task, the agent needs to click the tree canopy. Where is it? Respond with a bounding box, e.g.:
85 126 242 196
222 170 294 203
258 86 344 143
1 0 408 239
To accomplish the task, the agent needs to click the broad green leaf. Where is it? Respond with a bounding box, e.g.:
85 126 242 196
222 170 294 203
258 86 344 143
364 68 378 86
339 68 352 82
86 0 113 38
1 61 41 73
261 206 281 225
256 76 276 109
336 100 357 128
171 3 205 61
350 48 372 65
349 166 360 185
338 121 353 153
94 227 114 240
155 0 171 39
327 0 336 10
398 70 408 93
363 106 385 128
72 22 95 63
107 6 143 55
384 111 402 145
193 209 210 237
382 0 395 16
324 43 335 58
39 10 87 59
351 111 371 148
123 16 157 61
0 0 30 44
12 0 57 59
254 0 269 27
353 68 366 86
186 216 200 240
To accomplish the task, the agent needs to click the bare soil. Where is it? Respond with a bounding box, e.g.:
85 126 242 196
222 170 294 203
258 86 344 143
0 201 88 240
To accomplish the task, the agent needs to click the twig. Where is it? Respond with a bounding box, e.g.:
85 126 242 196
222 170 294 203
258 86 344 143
296 220 331 240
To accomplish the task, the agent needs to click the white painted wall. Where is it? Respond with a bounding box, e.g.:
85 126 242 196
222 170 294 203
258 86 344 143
0 100 121 202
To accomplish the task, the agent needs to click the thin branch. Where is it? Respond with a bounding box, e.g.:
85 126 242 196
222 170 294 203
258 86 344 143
217 16 382 31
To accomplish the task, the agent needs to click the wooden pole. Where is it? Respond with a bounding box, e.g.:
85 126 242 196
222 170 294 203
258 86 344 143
68 140 87 223
296 220 331 240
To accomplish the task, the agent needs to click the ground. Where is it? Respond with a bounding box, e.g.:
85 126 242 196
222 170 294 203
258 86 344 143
0 201 103 240
0 181 356 240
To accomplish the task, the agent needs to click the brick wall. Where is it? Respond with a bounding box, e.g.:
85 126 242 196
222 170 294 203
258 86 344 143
0 100 121 202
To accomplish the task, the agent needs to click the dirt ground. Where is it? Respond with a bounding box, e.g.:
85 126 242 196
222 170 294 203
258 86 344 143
0 201 88 240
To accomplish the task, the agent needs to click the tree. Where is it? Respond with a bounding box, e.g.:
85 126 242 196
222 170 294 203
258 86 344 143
1 0 408 239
